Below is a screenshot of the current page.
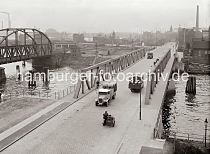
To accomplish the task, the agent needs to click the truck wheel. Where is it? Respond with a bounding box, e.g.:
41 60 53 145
112 95 115 99
112 121 115 127
105 101 108 107
95 101 98 106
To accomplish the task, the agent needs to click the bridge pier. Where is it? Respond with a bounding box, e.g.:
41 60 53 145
0 67 6 83
22 61 26 67
43 67 49 84
28 70 36 89
16 65 21 80
166 80 176 96
185 76 196 94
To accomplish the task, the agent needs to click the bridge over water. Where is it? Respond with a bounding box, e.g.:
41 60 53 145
0 28 52 65
0 42 177 154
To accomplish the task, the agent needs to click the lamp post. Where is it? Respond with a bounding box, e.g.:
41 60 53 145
204 118 208 147
139 82 142 120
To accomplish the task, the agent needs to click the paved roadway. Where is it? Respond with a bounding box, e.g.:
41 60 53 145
2 43 175 154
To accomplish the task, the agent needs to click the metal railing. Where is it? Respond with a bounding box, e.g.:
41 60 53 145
168 131 210 143
0 85 76 102
73 48 148 98
153 50 177 138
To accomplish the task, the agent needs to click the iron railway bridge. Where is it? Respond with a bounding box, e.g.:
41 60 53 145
0 28 52 65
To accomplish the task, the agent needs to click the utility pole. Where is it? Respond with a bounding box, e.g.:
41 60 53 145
1 20 3 29
0 12 11 28
155 29 157 47
139 83 142 120
204 118 208 147
139 28 141 47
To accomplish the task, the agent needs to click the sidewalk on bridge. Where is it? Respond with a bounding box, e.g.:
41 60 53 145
116 52 175 154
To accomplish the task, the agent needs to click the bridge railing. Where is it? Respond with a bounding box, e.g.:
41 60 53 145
153 47 178 139
0 85 76 102
144 49 172 106
73 48 148 98
168 131 210 143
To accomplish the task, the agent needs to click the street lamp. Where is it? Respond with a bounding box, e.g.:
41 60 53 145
204 118 208 147
139 82 142 120
0 12 11 28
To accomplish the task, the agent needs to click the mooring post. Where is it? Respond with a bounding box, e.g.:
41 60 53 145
204 118 208 147
185 76 196 94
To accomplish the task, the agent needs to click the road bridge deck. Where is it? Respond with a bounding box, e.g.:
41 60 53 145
1 42 176 154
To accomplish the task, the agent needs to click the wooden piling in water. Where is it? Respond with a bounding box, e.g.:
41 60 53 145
185 76 196 94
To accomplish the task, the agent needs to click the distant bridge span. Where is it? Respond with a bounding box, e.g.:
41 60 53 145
0 28 52 65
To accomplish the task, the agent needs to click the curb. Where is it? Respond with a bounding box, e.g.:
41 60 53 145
0 88 95 152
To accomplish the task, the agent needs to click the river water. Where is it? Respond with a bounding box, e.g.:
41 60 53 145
163 74 210 139
0 61 77 101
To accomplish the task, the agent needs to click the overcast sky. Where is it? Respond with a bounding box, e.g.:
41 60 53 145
0 0 209 33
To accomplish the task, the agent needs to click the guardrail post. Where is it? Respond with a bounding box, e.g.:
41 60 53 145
145 74 151 105
81 80 84 94
150 74 155 94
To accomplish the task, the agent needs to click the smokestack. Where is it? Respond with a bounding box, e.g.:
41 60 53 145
196 5 199 31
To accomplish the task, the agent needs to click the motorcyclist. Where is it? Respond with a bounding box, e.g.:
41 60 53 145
103 111 109 125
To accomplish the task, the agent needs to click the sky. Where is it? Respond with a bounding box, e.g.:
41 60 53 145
0 0 209 33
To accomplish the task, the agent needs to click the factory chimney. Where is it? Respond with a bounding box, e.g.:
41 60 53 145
196 5 199 31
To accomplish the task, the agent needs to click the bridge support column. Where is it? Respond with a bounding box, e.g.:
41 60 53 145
154 110 163 138
0 67 6 83
166 80 176 96
185 76 196 94
150 74 156 94
145 74 152 105
43 67 49 84
22 61 26 67
16 65 21 80
28 70 36 89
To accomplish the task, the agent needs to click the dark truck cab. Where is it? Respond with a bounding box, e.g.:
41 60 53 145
147 52 154 59
128 75 144 92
